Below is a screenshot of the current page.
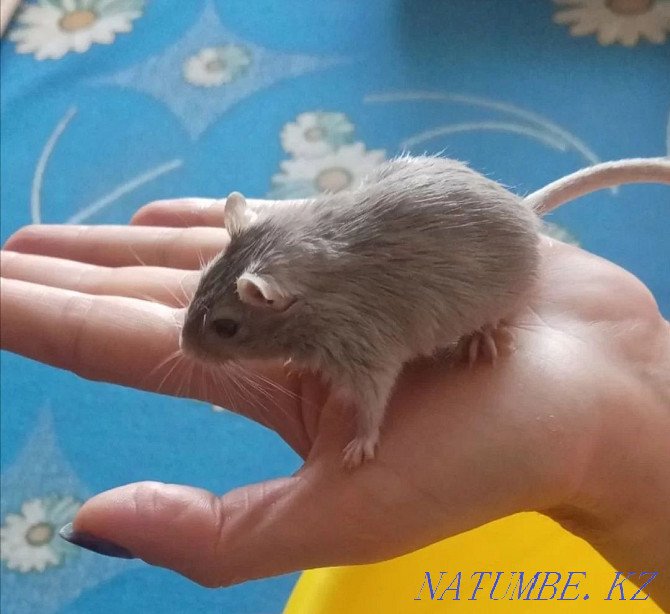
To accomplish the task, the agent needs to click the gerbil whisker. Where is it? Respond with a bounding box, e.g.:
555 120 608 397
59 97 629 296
186 361 198 399
251 370 301 402
174 358 192 400
218 363 255 413
115 266 189 309
156 355 185 395
233 367 271 406
233 361 301 404
192 361 205 401
232 364 295 421
207 363 243 413
134 291 162 305
148 271 194 309
220 378 241 414
178 274 193 307
201 363 213 405
219 363 259 412
133 285 188 310
174 361 193 398
157 281 188 309
143 349 183 392
141 283 185 309
128 244 149 267
196 248 206 271
201 363 216 406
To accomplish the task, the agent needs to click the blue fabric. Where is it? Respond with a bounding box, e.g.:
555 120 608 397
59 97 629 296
1 1 668 612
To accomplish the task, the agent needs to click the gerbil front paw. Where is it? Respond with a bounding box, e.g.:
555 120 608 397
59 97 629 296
342 435 378 470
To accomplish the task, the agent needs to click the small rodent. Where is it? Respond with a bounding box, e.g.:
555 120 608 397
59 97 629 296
180 155 670 468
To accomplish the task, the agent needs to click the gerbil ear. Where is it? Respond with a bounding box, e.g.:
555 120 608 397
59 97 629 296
224 191 255 235
237 273 294 311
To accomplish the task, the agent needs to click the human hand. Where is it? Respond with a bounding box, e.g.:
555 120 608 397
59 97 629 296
1 198 668 607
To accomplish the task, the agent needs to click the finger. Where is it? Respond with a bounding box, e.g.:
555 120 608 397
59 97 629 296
0 279 304 440
60 385 492 588
63 473 378 587
1 276 181 386
1 251 199 307
3 225 227 269
131 198 305 228
131 198 226 227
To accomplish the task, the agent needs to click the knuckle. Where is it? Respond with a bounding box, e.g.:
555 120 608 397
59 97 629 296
203 500 246 588
132 481 174 517
61 293 96 376
75 265 104 294
155 229 180 267
129 482 245 589
0 250 19 274
161 228 201 268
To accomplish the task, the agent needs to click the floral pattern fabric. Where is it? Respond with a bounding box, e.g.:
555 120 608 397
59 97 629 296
1 496 81 573
9 0 144 60
183 45 252 87
553 0 670 46
0 1 667 613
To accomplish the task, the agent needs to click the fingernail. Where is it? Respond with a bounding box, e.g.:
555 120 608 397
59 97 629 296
59 523 135 559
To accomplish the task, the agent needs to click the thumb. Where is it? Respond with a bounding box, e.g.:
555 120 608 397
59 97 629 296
59 476 357 587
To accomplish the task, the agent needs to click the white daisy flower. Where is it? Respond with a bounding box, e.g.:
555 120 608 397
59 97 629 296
9 0 145 61
183 45 253 88
268 143 387 199
280 112 356 158
553 0 670 46
1 495 81 573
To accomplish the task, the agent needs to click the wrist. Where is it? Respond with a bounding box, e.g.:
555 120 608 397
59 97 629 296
546 318 670 609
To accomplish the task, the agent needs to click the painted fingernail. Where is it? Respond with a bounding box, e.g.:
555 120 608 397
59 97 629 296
59 523 135 559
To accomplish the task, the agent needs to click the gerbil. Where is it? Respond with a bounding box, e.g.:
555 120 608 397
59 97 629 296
180 155 670 468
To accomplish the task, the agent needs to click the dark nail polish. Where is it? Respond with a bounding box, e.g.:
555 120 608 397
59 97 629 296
59 522 135 559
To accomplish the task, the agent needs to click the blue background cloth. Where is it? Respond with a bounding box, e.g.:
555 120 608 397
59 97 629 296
1 1 668 612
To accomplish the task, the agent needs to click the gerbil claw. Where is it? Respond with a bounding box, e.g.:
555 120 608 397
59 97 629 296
468 333 481 367
482 330 498 363
457 323 509 366
342 436 377 470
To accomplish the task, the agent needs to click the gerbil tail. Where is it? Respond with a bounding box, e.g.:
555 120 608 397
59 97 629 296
524 157 670 215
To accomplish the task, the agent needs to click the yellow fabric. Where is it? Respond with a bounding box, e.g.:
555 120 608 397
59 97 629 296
285 513 662 613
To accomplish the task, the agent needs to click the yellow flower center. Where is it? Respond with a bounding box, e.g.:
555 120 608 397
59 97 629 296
25 522 54 547
304 127 325 142
315 167 352 193
59 10 97 32
605 0 654 15
205 59 227 73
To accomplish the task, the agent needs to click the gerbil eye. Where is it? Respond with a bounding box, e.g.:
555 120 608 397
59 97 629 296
211 318 239 339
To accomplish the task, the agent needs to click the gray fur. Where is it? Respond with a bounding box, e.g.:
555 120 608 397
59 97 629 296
181 155 542 465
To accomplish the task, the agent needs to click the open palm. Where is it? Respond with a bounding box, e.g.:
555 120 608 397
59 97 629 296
1 197 668 599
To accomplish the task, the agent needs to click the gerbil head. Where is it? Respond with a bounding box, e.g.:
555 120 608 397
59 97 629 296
180 193 304 364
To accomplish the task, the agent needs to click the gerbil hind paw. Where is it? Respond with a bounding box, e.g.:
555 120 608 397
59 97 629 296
455 323 513 367
342 435 378 470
